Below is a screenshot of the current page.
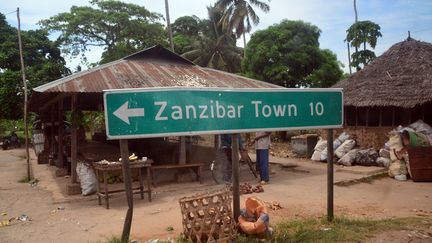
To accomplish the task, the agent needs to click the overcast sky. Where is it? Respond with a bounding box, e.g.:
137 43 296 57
2 0 432 73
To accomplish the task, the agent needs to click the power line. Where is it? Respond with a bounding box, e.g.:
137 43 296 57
4 10 17 15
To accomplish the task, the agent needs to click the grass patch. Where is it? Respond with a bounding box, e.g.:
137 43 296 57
18 176 32 183
236 216 430 243
334 172 388 187
18 176 38 184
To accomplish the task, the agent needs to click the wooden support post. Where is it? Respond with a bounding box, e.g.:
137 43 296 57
57 99 64 168
327 129 334 222
179 136 186 164
17 7 31 179
71 94 78 183
50 104 55 162
120 140 134 242
214 134 220 149
422 104 425 121
379 107 382 127
366 108 369 127
232 134 240 222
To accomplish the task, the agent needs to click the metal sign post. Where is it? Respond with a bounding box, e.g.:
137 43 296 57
231 134 240 222
327 129 334 222
120 140 134 241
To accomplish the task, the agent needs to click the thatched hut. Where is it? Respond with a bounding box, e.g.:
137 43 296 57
332 39 432 148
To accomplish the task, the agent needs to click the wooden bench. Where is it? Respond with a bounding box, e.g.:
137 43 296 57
151 163 204 186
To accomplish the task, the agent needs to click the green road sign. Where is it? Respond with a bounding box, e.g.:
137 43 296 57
103 87 343 139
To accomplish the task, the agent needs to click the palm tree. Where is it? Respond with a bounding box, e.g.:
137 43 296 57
216 0 270 53
182 6 243 73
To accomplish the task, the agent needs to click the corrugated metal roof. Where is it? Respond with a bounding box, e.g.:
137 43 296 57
33 45 279 93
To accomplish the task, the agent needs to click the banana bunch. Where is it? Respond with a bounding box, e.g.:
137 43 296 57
128 153 138 161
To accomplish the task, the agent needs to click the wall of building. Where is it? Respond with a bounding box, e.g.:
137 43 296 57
320 126 394 149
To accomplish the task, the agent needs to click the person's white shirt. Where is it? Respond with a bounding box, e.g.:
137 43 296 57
255 132 270 150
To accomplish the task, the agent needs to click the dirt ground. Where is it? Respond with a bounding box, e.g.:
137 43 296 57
0 148 431 243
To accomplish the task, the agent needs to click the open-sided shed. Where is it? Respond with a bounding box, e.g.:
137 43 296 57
29 45 279 186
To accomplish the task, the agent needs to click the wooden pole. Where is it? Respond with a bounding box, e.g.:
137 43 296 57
179 137 186 164
231 134 240 222
17 7 31 179
120 139 134 242
214 134 220 149
327 129 334 222
164 0 174 52
71 94 78 183
57 99 64 168
50 105 55 165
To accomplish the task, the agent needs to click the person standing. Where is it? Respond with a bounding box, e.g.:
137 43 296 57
250 132 271 184
220 134 244 182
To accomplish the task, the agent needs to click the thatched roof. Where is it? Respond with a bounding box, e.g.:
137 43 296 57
333 39 432 108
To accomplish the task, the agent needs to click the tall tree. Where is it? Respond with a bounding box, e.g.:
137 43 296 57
216 0 270 53
242 20 343 87
0 13 69 119
182 6 243 73
346 20 382 70
39 0 166 64
171 15 203 54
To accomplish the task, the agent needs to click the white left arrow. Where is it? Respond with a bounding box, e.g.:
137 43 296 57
113 101 145 125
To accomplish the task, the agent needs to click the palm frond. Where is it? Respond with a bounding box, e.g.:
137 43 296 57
246 4 259 26
249 0 270 13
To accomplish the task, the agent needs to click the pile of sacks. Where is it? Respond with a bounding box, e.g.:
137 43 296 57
310 132 383 167
383 120 432 181
310 120 432 181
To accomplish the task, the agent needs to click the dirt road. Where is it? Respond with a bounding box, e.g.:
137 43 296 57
0 149 431 242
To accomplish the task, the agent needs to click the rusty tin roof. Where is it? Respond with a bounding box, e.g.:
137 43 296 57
33 45 279 93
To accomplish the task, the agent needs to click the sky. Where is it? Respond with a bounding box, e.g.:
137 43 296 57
2 0 432 73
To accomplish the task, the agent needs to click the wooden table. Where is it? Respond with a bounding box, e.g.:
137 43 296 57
93 160 152 209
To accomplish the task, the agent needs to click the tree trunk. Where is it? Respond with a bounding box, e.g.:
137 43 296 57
347 42 352 75
353 0 358 22
242 32 247 59
165 0 174 52
353 0 359 70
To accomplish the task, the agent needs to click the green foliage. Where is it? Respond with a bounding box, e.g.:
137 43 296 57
350 49 376 68
181 6 243 73
242 20 343 87
172 15 202 36
0 13 69 119
39 0 167 64
216 0 270 38
307 49 344 88
346 20 382 70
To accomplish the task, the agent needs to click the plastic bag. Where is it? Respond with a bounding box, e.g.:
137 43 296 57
379 148 390 159
388 135 402 161
314 139 327 152
311 150 321 161
355 149 379 166
376 157 391 168
408 119 432 143
337 149 359 166
388 160 407 178
76 162 97 196
320 132 349 161
310 138 325 161
335 139 356 158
